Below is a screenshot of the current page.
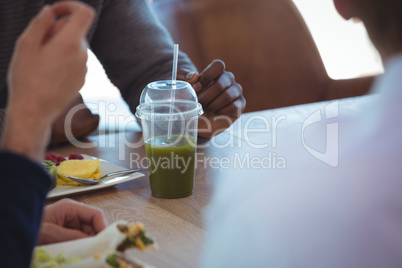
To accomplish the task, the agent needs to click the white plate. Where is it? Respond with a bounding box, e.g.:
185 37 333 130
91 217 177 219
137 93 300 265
39 236 93 256
35 235 154 267
47 154 145 199
34 237 155 268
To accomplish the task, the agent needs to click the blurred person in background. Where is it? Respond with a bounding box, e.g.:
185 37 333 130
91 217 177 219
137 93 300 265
200 0 402 267
0 0 245 142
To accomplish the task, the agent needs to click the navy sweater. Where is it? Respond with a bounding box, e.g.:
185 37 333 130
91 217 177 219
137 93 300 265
0 152 51 267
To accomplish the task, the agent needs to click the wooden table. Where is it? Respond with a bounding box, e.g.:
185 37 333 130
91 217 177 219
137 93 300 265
48 95 375 267
50 130 225 267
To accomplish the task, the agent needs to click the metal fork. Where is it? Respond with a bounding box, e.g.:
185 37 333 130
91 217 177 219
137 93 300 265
65 167 148 185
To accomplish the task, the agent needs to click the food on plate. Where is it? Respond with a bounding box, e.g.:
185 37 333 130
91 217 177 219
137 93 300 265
69 153 85 160
42 160 57 190
31 221 156 268
31 247 80 268
56 156 66 164
106 253 148 268
32 250 149 268
44 153 102 186
45 153 61 165
57 158 102 186
117 222 156 252
46 153 85 166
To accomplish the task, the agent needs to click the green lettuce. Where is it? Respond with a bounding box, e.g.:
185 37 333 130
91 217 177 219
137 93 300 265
30 247 80 268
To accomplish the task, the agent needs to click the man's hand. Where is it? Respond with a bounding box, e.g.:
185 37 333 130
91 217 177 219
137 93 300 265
1 2 95 161
7 2 94 124
178 60 246 138
38 199 107 245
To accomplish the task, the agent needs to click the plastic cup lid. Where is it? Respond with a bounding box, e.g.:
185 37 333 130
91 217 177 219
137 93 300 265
135 80 203 120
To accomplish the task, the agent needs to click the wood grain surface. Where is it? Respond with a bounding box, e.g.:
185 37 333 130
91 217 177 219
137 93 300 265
49 130 215 267
48 123 259 267
46 96 369 267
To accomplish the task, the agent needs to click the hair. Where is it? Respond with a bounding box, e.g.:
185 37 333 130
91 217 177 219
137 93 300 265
351 0 402 52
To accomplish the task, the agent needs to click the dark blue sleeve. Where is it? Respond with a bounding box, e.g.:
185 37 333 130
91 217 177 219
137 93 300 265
0 151 51 268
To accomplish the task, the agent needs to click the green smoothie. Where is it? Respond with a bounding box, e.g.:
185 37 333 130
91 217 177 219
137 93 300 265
145 135 196 198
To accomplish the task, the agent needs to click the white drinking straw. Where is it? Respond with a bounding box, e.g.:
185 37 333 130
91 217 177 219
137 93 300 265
167 44 179 143
172 44 179 83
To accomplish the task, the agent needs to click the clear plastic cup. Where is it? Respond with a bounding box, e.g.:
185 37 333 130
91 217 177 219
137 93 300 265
135 80 203 198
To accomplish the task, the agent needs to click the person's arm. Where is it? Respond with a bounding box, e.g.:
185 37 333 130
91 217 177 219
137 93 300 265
90 0 196 110
200 158 402 268
2 3 95 160
90 0 245 138
0 152 51 268
0 2 95 266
